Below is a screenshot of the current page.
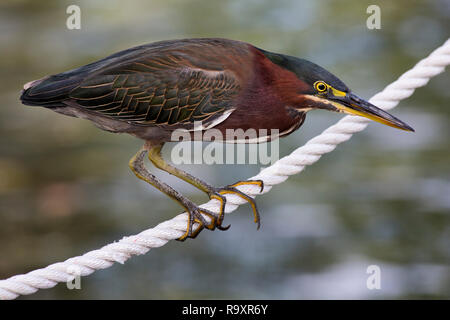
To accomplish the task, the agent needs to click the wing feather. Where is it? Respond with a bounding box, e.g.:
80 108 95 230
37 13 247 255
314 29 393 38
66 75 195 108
21 39 252 127
68 57 240 128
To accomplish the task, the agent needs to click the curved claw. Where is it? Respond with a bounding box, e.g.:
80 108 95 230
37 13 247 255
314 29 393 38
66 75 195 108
210 194 226 225
200 198 231 231
177 207 207 241
219 188 261 229
177 180 263 241
198 209 219 231
217 223 231 231
214 180 263 230
177 206 225 241
229 179 264 193
186 218 204 240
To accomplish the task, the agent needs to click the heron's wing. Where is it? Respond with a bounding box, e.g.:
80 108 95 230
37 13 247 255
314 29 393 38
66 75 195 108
67 54 241 128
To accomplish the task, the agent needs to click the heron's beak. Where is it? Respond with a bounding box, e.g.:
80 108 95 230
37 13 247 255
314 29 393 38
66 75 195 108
327 89 414 132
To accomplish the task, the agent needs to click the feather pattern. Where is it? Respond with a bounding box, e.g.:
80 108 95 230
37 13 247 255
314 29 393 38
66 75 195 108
69 56 241 126
21 39 251 129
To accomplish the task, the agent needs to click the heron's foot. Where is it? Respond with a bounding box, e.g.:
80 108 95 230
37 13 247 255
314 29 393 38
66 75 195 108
177 179 264 241
209 180 264 229
178 203 228 241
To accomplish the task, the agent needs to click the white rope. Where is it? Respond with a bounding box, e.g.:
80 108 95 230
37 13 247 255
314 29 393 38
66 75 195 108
1 39 449 300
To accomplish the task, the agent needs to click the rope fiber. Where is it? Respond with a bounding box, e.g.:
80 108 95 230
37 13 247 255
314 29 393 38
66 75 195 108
1 38 449 300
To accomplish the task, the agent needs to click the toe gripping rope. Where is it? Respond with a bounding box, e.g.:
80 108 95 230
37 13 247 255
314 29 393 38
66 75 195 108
1 39 449 300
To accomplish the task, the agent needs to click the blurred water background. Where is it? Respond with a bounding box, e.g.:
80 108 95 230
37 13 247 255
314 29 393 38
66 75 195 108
0 0 449 299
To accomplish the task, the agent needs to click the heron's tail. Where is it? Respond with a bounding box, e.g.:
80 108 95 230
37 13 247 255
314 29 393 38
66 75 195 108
20 75 79 108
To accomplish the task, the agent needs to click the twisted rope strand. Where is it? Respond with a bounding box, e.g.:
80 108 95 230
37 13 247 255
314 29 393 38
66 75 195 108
1 38 449 300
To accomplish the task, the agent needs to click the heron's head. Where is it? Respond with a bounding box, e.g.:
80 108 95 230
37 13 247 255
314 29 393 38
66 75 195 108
263 50 414 132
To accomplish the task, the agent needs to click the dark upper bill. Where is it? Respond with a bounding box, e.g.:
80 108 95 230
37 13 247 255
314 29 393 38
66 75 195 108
329 91 414 132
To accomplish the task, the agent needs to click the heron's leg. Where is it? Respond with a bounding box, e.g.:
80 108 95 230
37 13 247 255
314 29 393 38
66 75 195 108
129 146 219 241
146 142 264 229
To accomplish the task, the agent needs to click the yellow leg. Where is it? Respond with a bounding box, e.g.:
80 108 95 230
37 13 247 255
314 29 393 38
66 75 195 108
145 142 264 230
129 146 218 241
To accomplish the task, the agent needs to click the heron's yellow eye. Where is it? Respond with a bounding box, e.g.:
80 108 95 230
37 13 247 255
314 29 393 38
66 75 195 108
314 81 328 93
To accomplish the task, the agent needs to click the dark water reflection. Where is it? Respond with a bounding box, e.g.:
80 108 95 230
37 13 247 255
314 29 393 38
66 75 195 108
0 0 449 299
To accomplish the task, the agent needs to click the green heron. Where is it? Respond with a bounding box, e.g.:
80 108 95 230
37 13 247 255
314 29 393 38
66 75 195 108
20 38 413 240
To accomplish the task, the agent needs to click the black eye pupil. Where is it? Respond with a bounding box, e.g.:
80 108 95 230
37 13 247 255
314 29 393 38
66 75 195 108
318 84 326 91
